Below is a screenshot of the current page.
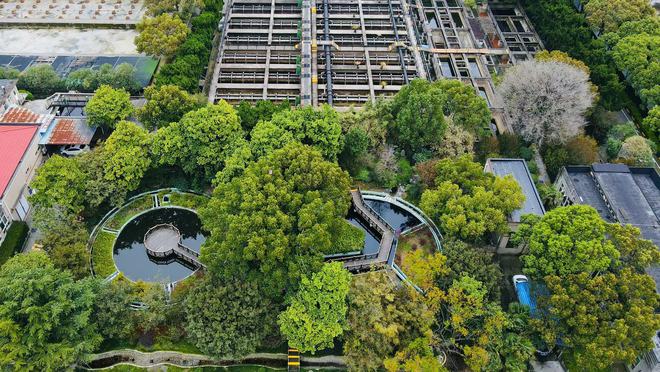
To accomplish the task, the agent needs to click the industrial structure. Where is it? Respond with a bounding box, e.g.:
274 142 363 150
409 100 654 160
208 0 542 133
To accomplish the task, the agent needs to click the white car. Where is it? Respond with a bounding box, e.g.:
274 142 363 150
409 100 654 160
59 144 90 157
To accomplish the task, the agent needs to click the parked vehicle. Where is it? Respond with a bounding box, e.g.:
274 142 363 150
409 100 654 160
59 144 89 157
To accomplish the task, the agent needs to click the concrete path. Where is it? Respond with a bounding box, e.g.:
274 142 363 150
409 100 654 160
83 349 346 370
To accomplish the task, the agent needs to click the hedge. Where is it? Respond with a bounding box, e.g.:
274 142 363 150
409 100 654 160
0 221 29 266
154 0 224 93
91 231 117 278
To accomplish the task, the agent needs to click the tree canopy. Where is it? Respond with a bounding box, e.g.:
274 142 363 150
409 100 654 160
199 142 356 298
585 0 654 33
343 271 435 371
535 269 659 370
137 84 204 130
100 120 152 205
29 155 86 221
278 262 351 353
85 85 134 130
16 64 62 97
184 276 274 358
517 205 619 279
0 252 101 371
257 105 344 160
498 60 594 146
618 135 655 166
420 156 525 242
152 102 246 181
135 14 190 59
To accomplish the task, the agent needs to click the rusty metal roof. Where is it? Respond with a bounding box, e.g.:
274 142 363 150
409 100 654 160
46 117 95 145
0 107 43 124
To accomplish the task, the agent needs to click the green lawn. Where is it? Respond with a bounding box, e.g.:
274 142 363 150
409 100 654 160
91 231 117 278
0 221 28 266
106 196 154 230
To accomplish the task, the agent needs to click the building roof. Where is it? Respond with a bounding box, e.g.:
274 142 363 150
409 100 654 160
562 164 660 292
485 158 546 222
0 79 17 105
0 124 39 198
42 117 95 145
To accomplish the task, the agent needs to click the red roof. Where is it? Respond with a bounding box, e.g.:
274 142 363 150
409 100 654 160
0 107 42 124
0 124 38 198
47 118 95 145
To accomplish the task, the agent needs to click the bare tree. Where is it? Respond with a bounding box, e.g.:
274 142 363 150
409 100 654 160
498 61 594 146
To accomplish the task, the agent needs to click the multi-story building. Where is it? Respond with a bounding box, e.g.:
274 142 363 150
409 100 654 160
0 108 49 245
208 0 542 134
0 79 22 114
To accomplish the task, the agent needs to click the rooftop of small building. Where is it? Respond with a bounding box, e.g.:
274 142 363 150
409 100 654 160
41 117 96 146
485 158 545 222
0 123 39 199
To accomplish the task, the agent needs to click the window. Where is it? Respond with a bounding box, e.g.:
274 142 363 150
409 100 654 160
468 59 481 78
0 205 9 233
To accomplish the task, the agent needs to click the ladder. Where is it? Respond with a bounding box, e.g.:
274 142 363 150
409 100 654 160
288 348 301 371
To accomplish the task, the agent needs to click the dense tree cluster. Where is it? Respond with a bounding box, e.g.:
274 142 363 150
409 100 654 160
420 156 525 242
515 205 660 369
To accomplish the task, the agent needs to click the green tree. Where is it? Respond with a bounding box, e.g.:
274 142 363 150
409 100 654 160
607 223 660 272
85 85 134 130
94 280 137 340
0 252 101 371
606 122 637 159
65 63 140 93
517 205 620 279
388 79 447 158
384 336 448 372
437 239 502 301
618 135 655 167
420 156 524 242
236 100 291 132
278 262 351 353
29 155 86 218
137 84 203 130
535 269 660 370
101 121 152 205
611 32 660 109
16 64 62 97
565 135 599 165
200 142 354 298
0 66 20 79
585 0 654 33
152 102 246 181
343 271 435 371
643 106 660 139
135 14 190 59
144 0 203 19
434 79 491 136
263 105 343 160
40 217 90 280
184 276 274 358
434 276 534 372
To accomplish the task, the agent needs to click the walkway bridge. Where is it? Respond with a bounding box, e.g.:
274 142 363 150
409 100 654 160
330 190 396 272
143 224 205 269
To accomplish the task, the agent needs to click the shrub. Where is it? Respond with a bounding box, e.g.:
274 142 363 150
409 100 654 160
606 122 637 159
0 222 29 266
91 231 117 278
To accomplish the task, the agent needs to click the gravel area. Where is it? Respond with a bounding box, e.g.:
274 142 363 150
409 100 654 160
0 28 139 55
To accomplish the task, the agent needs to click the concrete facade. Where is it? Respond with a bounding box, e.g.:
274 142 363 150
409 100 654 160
0 126 42 245
0 79 21 114
209 0 541 133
